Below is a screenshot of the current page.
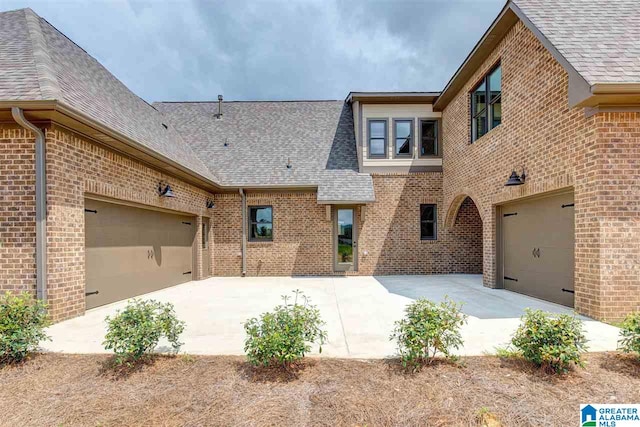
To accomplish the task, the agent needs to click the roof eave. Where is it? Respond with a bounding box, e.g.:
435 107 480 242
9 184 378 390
433 1 517 111
347 92 440 104
433 1 640 112
0 99 224 192
591 83 640 95
317 199 375 205
577 83 640 108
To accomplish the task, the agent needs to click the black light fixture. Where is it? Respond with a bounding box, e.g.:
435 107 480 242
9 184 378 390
286 157 292 169
158 182 175 198
206 199 215 209
505 168 526 186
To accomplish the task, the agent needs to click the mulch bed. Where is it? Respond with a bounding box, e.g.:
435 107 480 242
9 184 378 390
1 352 639 426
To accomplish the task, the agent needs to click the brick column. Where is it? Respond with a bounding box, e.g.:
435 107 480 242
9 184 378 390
578 112 640 321
194 215 203 280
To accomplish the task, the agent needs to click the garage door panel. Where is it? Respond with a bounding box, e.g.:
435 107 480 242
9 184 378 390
85 199 195 309
528 270 574 307
503 243 529 277
533 246 574 275
501 191 574 307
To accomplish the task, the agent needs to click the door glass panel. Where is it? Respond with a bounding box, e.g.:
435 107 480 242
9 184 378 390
337 209 353 264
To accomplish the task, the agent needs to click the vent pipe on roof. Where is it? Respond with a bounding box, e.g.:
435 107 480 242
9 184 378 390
11 107 47 302
215 94 223 119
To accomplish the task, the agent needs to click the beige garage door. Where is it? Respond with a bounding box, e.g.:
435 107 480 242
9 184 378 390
84 198 196 309
501 191 574 307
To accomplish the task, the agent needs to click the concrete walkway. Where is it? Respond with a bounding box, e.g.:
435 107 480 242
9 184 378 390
43 275 620 358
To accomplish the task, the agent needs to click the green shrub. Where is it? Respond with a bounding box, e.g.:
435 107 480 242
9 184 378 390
244 290 327 369
390 297 467 370
511 309 587 373
0 292 50 364
103 299 185 366
618 311 640 358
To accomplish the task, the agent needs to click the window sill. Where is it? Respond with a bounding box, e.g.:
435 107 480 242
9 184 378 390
420 238 437 242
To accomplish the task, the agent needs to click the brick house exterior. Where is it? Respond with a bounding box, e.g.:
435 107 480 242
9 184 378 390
1 124 217 320
212 175 482 278
440 19 640 321
1 1 639 322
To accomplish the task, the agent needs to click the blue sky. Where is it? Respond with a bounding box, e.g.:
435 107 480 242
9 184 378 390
1 0 504 102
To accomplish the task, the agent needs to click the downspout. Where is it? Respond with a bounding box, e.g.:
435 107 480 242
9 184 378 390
11 107 47 301
239 188 247 277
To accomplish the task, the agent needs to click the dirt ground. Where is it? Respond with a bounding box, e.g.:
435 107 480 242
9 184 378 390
1 353 639 427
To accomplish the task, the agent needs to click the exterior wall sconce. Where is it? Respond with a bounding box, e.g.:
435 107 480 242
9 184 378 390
286 157 292 169
206 199 215 209
158 182 176 197
505 169 526 186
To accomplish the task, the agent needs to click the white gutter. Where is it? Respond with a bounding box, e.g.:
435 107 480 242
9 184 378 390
11 107 47 302
239 188 247 277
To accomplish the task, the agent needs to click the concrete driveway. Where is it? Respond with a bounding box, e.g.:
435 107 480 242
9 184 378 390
44 274 620 358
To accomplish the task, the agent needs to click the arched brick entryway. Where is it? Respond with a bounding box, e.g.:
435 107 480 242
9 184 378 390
445 195 483 274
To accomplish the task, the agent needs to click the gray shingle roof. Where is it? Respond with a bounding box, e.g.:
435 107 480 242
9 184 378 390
154 101 375 203
0 8 216 182
0 9 41 99
513 0 640 84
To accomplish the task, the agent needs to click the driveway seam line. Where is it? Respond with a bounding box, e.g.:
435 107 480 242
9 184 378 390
332 277 351 356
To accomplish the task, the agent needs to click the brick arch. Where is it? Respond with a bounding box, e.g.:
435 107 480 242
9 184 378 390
444 192 483 229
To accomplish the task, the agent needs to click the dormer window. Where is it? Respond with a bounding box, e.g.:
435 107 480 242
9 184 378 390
393 119 413 158
471 63 501 142
367 119 388 158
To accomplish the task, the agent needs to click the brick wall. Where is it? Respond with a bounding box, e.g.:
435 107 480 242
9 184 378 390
584 112 640 319
212 175 483 277
0 126 36 296
2 124 216 321
212 192 334 276
441 20 640 320
359 174 482 275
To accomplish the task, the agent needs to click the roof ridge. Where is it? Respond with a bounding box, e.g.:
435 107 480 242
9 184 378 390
154 99 344 104
22 8 61 100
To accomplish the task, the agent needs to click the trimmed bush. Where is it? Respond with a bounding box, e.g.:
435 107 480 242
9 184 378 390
618 311 640 358
244 290 327 369
511 309 587 373
0 292 50 364
390 297 467 370
103 299 185 366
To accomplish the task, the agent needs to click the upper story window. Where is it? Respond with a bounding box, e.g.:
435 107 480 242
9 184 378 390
367 119 387 158
471 63 501 142
249 206 273 241
394 119 413 158
419 119 438 157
